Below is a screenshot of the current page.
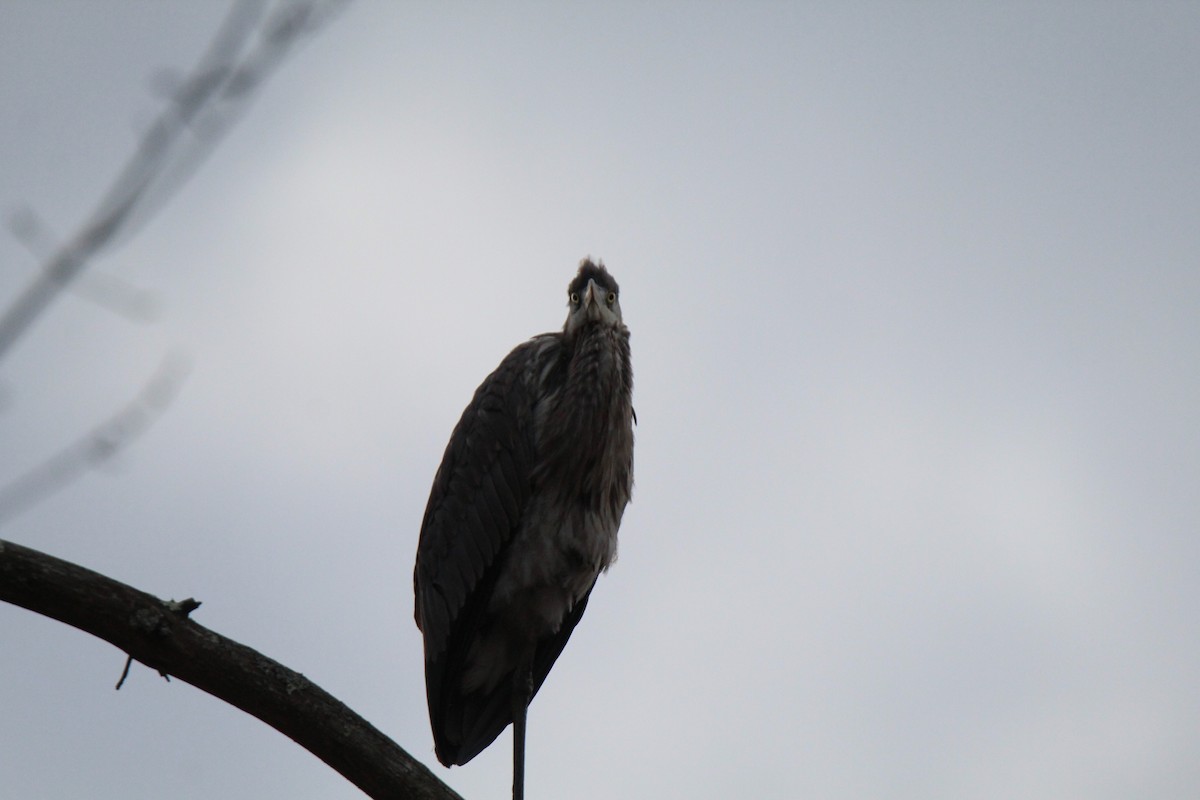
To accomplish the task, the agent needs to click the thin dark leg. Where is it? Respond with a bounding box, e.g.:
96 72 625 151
512 655 534 800
513 696 526 800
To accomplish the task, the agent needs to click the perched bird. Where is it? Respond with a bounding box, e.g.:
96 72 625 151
414 259 634 799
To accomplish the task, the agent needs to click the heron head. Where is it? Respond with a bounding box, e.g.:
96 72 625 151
564 258 623 336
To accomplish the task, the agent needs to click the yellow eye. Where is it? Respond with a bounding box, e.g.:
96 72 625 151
569 292 580 305
606 292 616 306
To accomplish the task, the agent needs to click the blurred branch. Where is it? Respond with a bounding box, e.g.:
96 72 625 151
7 206 159 323
0 0 350 364
0 352 191 525
0 539 464 800
0 5 458 796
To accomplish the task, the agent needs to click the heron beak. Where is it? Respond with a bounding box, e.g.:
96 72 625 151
583 279 601 320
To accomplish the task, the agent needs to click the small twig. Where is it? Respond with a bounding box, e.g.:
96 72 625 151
116 600 201 688
115 655 134 690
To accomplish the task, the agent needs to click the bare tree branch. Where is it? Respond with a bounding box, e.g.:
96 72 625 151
0 539 463 800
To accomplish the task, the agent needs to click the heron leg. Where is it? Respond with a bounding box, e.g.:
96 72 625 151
512 649 534 800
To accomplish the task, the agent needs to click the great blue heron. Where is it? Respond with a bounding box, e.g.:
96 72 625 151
414 259 634 799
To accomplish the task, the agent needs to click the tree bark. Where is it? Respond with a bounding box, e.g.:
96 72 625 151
0 538 462 800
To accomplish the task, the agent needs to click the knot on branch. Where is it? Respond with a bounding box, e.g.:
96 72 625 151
284 673 312 696
130 597 203 638
130 606 172 638
165 597 202 616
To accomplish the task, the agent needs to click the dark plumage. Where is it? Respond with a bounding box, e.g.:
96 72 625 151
413 259 634 787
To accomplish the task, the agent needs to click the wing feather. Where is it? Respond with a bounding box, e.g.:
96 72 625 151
414 340 538 652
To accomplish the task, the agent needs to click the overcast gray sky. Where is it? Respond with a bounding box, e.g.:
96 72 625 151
2 2 1198 798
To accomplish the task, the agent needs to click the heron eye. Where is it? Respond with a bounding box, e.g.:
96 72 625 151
569 292 580 305
606 292 616 306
